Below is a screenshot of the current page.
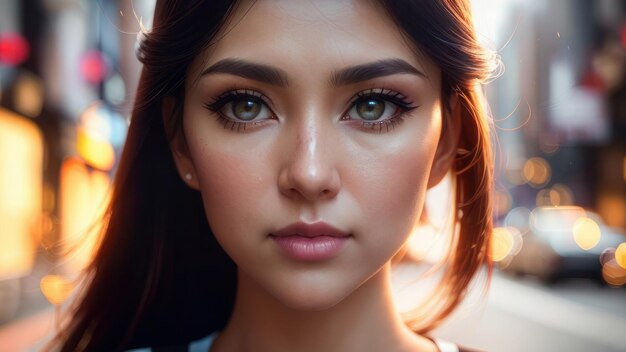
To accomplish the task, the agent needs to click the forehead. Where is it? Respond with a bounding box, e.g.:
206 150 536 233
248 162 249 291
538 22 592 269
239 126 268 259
190 0 439 83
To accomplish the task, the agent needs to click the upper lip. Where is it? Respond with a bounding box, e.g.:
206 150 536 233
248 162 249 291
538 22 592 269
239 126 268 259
270 221 350 238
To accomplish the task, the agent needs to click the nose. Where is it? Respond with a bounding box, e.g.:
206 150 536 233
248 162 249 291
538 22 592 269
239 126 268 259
277 120 341 202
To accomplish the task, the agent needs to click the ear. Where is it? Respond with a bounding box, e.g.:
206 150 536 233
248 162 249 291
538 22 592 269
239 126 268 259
428 94 461 188
162 96 200 190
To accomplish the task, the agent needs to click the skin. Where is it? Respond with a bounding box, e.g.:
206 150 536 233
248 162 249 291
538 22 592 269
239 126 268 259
168 1 458 351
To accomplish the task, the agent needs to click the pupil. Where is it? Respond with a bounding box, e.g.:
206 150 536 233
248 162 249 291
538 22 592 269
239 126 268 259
234 100 260 120
358 99 384 120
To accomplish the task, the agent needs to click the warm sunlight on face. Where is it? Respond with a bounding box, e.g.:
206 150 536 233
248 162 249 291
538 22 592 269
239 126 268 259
179 0 446 310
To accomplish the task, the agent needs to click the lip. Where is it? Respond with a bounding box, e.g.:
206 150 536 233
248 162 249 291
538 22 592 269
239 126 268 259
269 221 350 261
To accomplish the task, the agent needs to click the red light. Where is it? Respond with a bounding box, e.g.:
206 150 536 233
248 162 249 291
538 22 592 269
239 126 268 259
0 32 30 66
80 50 108 84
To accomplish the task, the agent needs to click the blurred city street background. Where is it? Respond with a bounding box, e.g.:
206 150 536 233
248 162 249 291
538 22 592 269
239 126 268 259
1 0 625 351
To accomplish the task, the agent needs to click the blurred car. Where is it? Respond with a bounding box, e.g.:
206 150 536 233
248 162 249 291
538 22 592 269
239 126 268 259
501 206 626 284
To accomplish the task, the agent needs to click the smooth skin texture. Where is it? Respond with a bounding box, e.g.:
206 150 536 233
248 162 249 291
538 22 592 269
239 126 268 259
168 0 458 351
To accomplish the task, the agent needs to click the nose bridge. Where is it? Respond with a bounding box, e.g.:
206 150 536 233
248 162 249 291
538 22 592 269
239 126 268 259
298 117 322 172
279 109 340 201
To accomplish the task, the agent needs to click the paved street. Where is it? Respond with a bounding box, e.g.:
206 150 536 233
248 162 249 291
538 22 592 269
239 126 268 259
432 272 626 352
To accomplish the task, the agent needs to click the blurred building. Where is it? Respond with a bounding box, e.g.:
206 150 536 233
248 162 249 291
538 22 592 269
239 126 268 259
480 0 626 229
0 0 155 326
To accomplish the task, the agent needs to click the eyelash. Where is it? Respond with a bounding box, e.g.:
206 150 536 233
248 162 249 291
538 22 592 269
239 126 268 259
203 88 418 133
343 88 418 133
203 89 275 132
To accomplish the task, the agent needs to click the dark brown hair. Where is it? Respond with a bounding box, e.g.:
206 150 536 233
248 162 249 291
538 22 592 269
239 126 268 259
51 0 494 350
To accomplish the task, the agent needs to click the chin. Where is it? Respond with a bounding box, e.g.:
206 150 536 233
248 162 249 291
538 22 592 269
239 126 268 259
273 285 353 312
261 265 382 312
253 271 363 312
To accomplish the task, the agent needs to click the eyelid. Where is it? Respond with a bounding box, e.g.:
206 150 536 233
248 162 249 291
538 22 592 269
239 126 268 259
205 88 275 112
348 88 415 107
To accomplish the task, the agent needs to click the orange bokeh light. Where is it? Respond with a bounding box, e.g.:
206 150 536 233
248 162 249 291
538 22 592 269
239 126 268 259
573 217 601 251
60 158 111 272
40 275 75 305
522 157 551 187
0 108 43 280
616 243 626 270
490 227 515 262
76 129 115 171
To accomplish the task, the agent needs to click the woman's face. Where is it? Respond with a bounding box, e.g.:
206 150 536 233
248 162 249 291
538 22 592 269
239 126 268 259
175 0 451 310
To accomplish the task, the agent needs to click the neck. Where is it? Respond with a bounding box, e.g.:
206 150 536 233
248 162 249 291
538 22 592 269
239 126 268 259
212 263 437 352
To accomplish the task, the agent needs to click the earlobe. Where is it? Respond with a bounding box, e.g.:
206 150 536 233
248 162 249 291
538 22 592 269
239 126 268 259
162 97 200 190
427 95 461 188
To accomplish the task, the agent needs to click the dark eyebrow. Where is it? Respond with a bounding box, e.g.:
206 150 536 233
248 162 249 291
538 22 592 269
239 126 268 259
331 58 425 85
200 58 290 87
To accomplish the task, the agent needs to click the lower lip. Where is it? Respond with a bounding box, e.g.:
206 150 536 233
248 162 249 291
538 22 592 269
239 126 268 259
270 235 349 261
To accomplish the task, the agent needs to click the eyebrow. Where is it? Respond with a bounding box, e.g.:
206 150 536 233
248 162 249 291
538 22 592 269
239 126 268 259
331 58 426 85
200 58 290 87
200 58 425 87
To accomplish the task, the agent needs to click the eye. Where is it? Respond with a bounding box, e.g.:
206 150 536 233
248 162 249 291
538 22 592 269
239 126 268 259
349 98 399 121
204 89 275 123
342 89 417 125
220 96 272 121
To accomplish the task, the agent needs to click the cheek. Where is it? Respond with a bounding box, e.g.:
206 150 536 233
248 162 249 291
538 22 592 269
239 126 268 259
185 133 272 241
345 103 442 214
357 151 431 215
349 124 441 250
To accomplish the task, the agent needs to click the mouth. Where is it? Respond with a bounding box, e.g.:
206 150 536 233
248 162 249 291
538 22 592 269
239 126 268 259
270 221 350 238
269 221 351 261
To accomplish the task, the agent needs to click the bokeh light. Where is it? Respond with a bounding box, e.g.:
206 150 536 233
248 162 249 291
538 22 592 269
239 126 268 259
539 140 559 154
551 184 574 206
79 50 109 85
573 217 601 250
103 73 126 105
0 108 43 280
39 275 75 305
60 158 110 272
530 206 587 235
535 189 553 207
536 184 574 207
490 227 515 262
76 129 115 171
616 243 626 269
14 72 44 118
522 157 551 188
600 247 616 265
76 103 126 170
602 259 626 287
0 32 30 66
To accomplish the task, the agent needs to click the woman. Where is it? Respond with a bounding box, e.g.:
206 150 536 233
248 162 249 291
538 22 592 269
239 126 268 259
50 0 495 351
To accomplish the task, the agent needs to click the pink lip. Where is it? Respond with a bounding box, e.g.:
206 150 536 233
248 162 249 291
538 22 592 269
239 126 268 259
270 222 350 261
